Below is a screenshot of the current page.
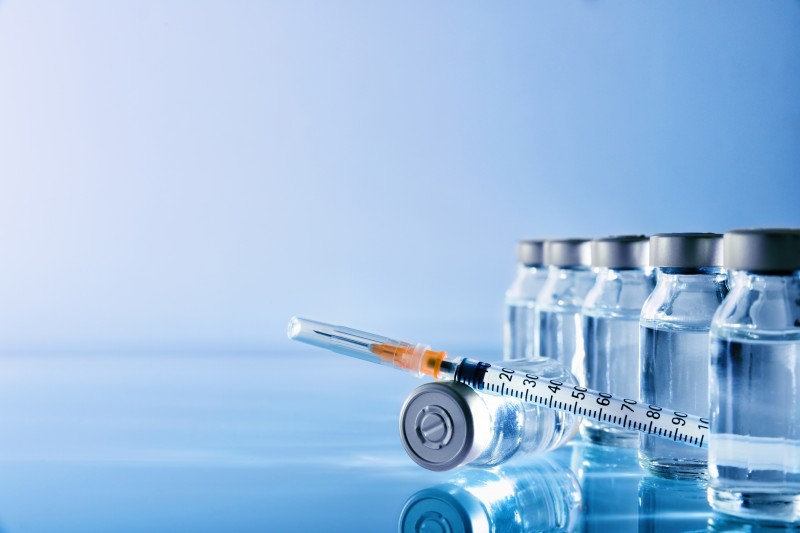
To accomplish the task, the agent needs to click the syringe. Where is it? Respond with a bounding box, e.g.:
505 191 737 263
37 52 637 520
288 317 709 449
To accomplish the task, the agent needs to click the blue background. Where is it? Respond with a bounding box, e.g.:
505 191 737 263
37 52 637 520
1 1 799 354
0 3 798 531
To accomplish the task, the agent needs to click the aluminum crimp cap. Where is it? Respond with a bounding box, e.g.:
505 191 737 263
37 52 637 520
544 238 592 268
517 239 545 267
723 228 800 272
591 235 650 269
649 233 723 268
399 487 489 533
399 382 491 472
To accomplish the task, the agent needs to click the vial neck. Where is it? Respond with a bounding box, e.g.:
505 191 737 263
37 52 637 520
585 267 655 312
517 263 545 277
508 263 549 300
714 270 800 335
729 270 800 293
549 265 594 279
657 267 723 276
538 266 596 309
655 267 726 288
642 267 728 326
594 267 650 284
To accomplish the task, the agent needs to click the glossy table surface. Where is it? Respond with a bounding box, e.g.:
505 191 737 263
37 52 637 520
0 350 776 532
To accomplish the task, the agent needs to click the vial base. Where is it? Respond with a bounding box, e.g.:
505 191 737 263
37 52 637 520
638 452 707 481
708 487 800 525
580 421 638 448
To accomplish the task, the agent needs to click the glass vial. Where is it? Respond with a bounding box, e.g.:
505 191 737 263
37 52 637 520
639 232 726 480
504 239 548 361
399 358 579 471
581 235 653 447
708 228 800 524
536 238 595 381
398 456 582 533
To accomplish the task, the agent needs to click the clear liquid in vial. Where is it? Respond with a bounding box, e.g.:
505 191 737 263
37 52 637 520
537 305 585 384
639 325 709 479
581 313 640 446
504 299 537 360
709 335 800 523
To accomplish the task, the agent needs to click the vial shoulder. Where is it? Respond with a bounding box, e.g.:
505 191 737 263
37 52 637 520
537 282 595 310
583 276 654 317
640 276 727 327
506 271 548 301
712 280 800 337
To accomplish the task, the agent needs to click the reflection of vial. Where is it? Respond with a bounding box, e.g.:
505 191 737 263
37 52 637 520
707 514 784 532
708 229 800 524
571 443 641 533
399 358 579 471
581 235 653 447
638 475 710 532
504 239 548 361
536 239 595 381
398 456 582 533
639 233 726 480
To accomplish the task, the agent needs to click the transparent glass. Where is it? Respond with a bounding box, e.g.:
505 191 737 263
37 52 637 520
638 476 709 532
708 271 800 524
639 268 727 479
581 267 654 446
706 513 799 532
504 264 549 361
536 266 597 382
399 456 582 533
472 357 580 466
572 443 641 533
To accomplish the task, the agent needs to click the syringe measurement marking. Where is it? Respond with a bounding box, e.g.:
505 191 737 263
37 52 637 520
476 365 708 449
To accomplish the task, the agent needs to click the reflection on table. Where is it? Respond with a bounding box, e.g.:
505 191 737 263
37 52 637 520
639 475 709 533
399 455 581 532
572 442 642 532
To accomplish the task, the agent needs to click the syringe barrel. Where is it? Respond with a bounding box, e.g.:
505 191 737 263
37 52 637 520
288 317 439 376
470 361 709 449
